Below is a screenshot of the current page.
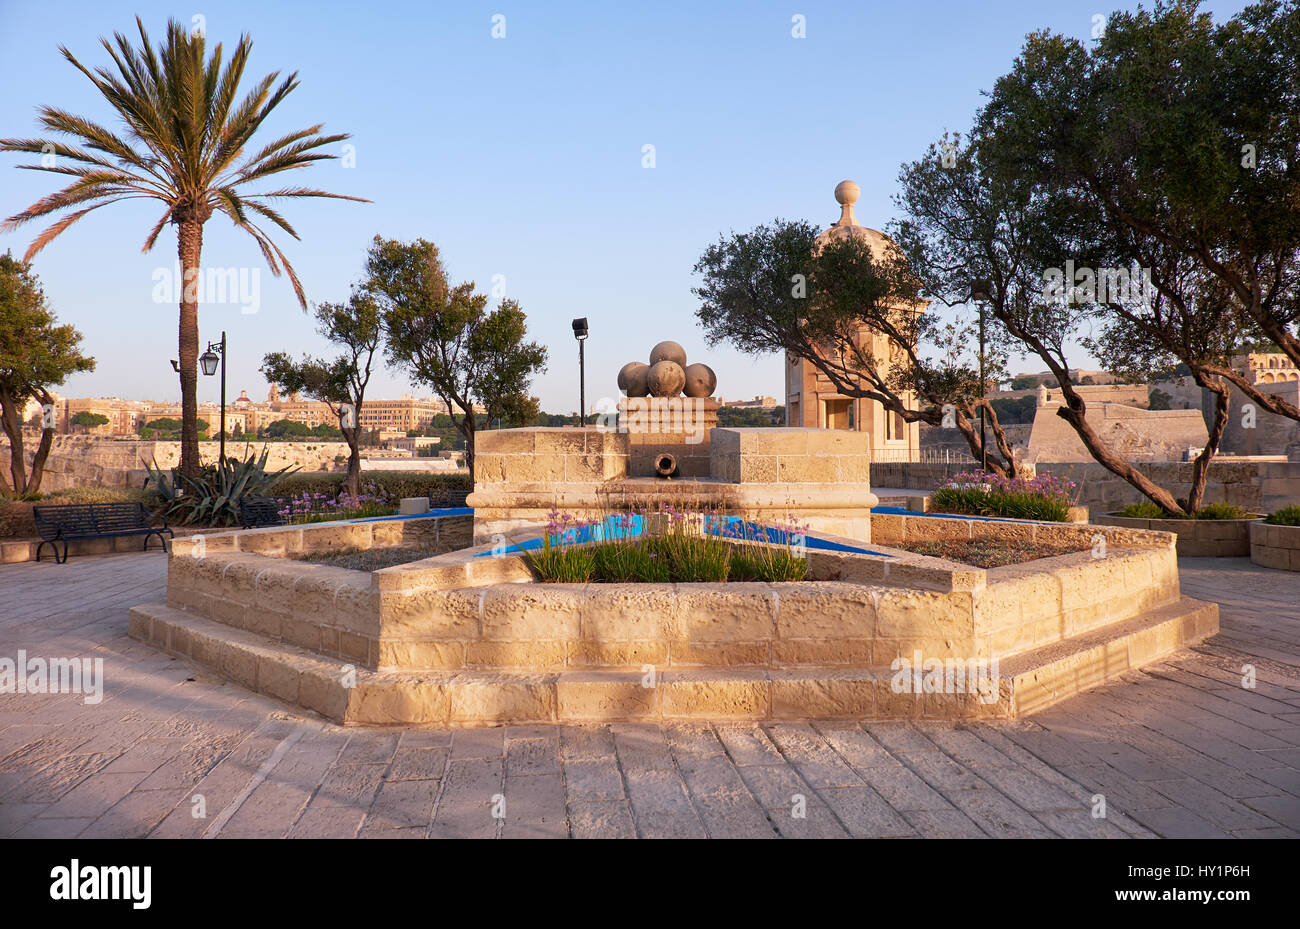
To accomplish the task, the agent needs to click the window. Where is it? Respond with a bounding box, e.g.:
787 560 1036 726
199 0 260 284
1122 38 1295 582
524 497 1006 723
823 398 852 430
887 409 906 441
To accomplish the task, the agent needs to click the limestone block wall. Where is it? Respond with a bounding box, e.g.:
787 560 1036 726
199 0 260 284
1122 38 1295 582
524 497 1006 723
619 397 719 478
1250 522 1300 571
871 513 1181 658
165 514 472 669
161 514 1182 675
709 427 871 483
1220 380 1300 456
1093 514 1261 557
1026 403 1209 462
2 434 351 491
872 459 1300 514
469 426 881 542
474 427 628 487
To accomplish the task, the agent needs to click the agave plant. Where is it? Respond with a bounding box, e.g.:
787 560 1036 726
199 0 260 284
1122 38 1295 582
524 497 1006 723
144 447 297 526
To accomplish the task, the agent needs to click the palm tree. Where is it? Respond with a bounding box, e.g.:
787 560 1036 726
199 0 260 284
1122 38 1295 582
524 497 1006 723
0 17 367 481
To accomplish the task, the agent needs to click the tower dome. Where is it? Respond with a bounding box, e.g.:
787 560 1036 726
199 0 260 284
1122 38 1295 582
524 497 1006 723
813 179 902 261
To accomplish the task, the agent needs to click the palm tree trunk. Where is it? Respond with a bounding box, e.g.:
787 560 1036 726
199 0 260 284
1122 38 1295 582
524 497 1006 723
177 219 203 483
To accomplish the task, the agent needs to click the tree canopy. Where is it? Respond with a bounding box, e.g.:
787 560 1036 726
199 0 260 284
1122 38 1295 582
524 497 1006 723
0 253 94 495
364 236 547 477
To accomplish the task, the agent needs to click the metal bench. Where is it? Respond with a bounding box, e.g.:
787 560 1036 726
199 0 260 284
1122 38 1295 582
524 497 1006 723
33 502 172 564
239 497 286 529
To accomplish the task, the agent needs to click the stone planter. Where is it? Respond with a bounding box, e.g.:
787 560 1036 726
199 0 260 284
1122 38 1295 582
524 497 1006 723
1250 521 1300 571
1094 513 1264 557
130 513 1219 725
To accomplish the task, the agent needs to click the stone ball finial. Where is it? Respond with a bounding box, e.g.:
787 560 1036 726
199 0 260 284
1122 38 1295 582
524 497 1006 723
682 363 717 398
834 180 860 206
646 360 686 397
619 361 650 397
649 340 687 369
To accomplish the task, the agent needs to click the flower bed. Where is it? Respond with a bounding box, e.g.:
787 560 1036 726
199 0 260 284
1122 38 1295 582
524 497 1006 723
891 536 1093 568
929 471 1076 523
526 507 809 583
274 480 398 525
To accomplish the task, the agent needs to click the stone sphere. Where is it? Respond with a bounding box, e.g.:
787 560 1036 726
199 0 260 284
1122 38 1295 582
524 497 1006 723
646 360 686 397
618 361 650 397
834 179 861 205
682 363 717 398
649 340 687 369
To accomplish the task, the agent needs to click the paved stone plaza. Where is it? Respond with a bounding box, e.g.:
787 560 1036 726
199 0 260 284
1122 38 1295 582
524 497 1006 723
0 552 1297 839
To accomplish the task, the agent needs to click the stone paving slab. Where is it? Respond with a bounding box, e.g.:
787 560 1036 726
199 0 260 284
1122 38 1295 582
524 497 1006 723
0 552 1296 838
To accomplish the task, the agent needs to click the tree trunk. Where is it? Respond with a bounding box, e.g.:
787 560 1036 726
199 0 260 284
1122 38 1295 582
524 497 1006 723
979 400 1022 479
459 412 476 482
1184 373 1231 514
989 308 1188 514
177 219 204 484
950 410 1013 478
1053 397 1187 514
0 386 26 495
343 427 361 499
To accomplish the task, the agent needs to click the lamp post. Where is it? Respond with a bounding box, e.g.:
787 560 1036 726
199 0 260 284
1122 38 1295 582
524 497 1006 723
572 317 589 426
199 331 226 464
970 279 992 473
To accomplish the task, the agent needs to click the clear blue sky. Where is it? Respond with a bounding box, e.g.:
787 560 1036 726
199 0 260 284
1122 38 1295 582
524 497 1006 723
0 0 1251 413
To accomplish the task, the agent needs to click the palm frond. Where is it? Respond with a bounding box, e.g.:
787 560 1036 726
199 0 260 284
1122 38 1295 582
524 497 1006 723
4 16 365 301
237 197 299 238
24 197 144 260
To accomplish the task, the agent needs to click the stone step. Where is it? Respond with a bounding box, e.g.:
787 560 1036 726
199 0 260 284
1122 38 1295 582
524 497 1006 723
128 593 1218 727
1000 595 1219 715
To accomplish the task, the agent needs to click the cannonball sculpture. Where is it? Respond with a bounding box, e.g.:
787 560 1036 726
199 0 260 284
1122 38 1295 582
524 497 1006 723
649 340 687 369
646 360 686 397
618 340 717 398
682 362 717 398
618 361 650 398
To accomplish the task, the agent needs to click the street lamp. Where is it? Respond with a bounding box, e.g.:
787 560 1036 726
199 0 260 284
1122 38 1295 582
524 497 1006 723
199 331 227 464
571 317 589 426
970 279 992 473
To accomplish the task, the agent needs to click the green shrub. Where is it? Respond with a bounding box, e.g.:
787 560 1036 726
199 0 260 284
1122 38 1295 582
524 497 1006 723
1115 501 1170 518
929 471 1074 523
524 537 596 583
274 471 470 504
293 502 398 524
931 486 1070 522
1264 505 1300 526
1116 501 1253 520
40 486 148 505
1191 503 1249 520
730 545 808 582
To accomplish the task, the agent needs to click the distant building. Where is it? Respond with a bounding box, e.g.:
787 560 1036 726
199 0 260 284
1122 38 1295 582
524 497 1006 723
720 395 779 409
785 181 926 461
1232 351 1299 385
34 390 477 437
